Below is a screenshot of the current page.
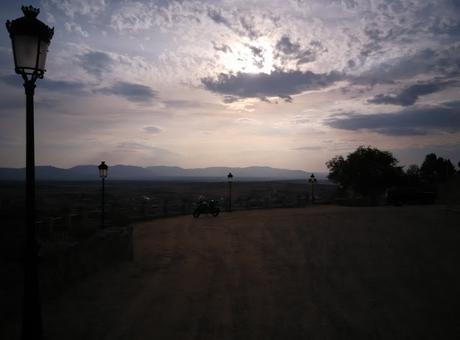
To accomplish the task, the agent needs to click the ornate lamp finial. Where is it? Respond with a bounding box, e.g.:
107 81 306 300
21 6 40 18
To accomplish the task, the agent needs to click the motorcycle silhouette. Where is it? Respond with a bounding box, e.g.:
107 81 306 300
193 199 220 218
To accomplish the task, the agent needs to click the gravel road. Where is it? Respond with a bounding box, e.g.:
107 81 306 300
37 205 460 339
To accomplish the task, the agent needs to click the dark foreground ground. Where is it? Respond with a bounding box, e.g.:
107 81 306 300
3 205 460 339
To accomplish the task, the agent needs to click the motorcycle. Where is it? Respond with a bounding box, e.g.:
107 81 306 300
193 199 220 218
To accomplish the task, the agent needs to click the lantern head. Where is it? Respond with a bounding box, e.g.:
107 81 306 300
6 6 54 79
98 161 108 178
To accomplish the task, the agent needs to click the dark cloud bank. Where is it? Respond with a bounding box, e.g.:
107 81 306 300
1 74 86 94
98 81 156 102
326 101 460 136
203 43 460 104
355 47 460 85
2 70 155 104
368 81 457 106
202 70 342 101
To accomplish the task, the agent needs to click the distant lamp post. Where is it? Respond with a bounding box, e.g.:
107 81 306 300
98 161 108 228
308 174 317 204
227 172 234 212
6 6 53 340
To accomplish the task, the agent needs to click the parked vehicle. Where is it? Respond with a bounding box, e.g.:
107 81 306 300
193 199 220 218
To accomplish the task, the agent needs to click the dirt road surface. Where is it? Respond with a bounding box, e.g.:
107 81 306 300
10 206 460 339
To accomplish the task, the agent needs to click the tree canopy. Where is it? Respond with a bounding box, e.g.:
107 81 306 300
326 146 402 198
420 153 456 183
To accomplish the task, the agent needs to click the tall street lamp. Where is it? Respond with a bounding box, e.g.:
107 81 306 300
227 172 233 212
6 6 53 340
98 161 108 228
308 173 317 204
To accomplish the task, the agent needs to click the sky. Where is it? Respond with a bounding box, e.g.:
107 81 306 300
0 0 459 172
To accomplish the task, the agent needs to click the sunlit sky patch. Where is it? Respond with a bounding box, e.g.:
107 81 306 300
0 0 459 171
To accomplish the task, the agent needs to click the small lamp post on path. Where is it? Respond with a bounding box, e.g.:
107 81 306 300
227 172 233 212
6 6 53 340
98 161 108 228
308 173 317 204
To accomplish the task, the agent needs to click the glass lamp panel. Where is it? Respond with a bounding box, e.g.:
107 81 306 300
100 169 108 178
37 40 49 71
13 35 39 73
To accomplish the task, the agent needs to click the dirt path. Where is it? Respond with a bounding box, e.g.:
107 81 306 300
39 206 459 340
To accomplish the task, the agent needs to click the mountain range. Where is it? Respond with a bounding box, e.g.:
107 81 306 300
0 165 327 181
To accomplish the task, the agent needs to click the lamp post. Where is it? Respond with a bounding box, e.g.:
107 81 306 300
6 6 53 340
227 172 233 212
308 173 317 204
98 161 108 228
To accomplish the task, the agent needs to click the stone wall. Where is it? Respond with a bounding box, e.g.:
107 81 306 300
40 226 133 297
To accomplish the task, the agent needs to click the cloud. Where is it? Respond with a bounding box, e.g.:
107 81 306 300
222 96 239 103
110 2 156 32
1 74 23 87
290 115 310 125
40 79 87 93
115 143 180 163
248 45 265 68
143 126 162 134
117 142 152 150
212 41 232 53
326 101 460 136
64 22 89 37
78 51 113 77
43 0 107 19
368 81 457 106
202 70 342 101
275 36 320 66
98 82 156 102
235 117 258 125
164 100 202 108
354 46 460 85
206 5 279 40
0 97 23 110
276 36 301 55
238 14 260 39
207 8 232 29
0 48 12 72
294 145 323 151
110 1 205 33
1 74 87 94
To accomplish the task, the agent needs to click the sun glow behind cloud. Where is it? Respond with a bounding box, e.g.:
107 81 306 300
220 37 274 74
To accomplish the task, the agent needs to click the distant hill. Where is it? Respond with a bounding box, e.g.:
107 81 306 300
0 165 328 182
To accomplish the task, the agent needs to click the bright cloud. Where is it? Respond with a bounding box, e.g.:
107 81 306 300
0 0 459 170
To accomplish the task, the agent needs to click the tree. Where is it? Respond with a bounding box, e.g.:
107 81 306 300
405 164 421 186
326 146 403 200
420 153 456 183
